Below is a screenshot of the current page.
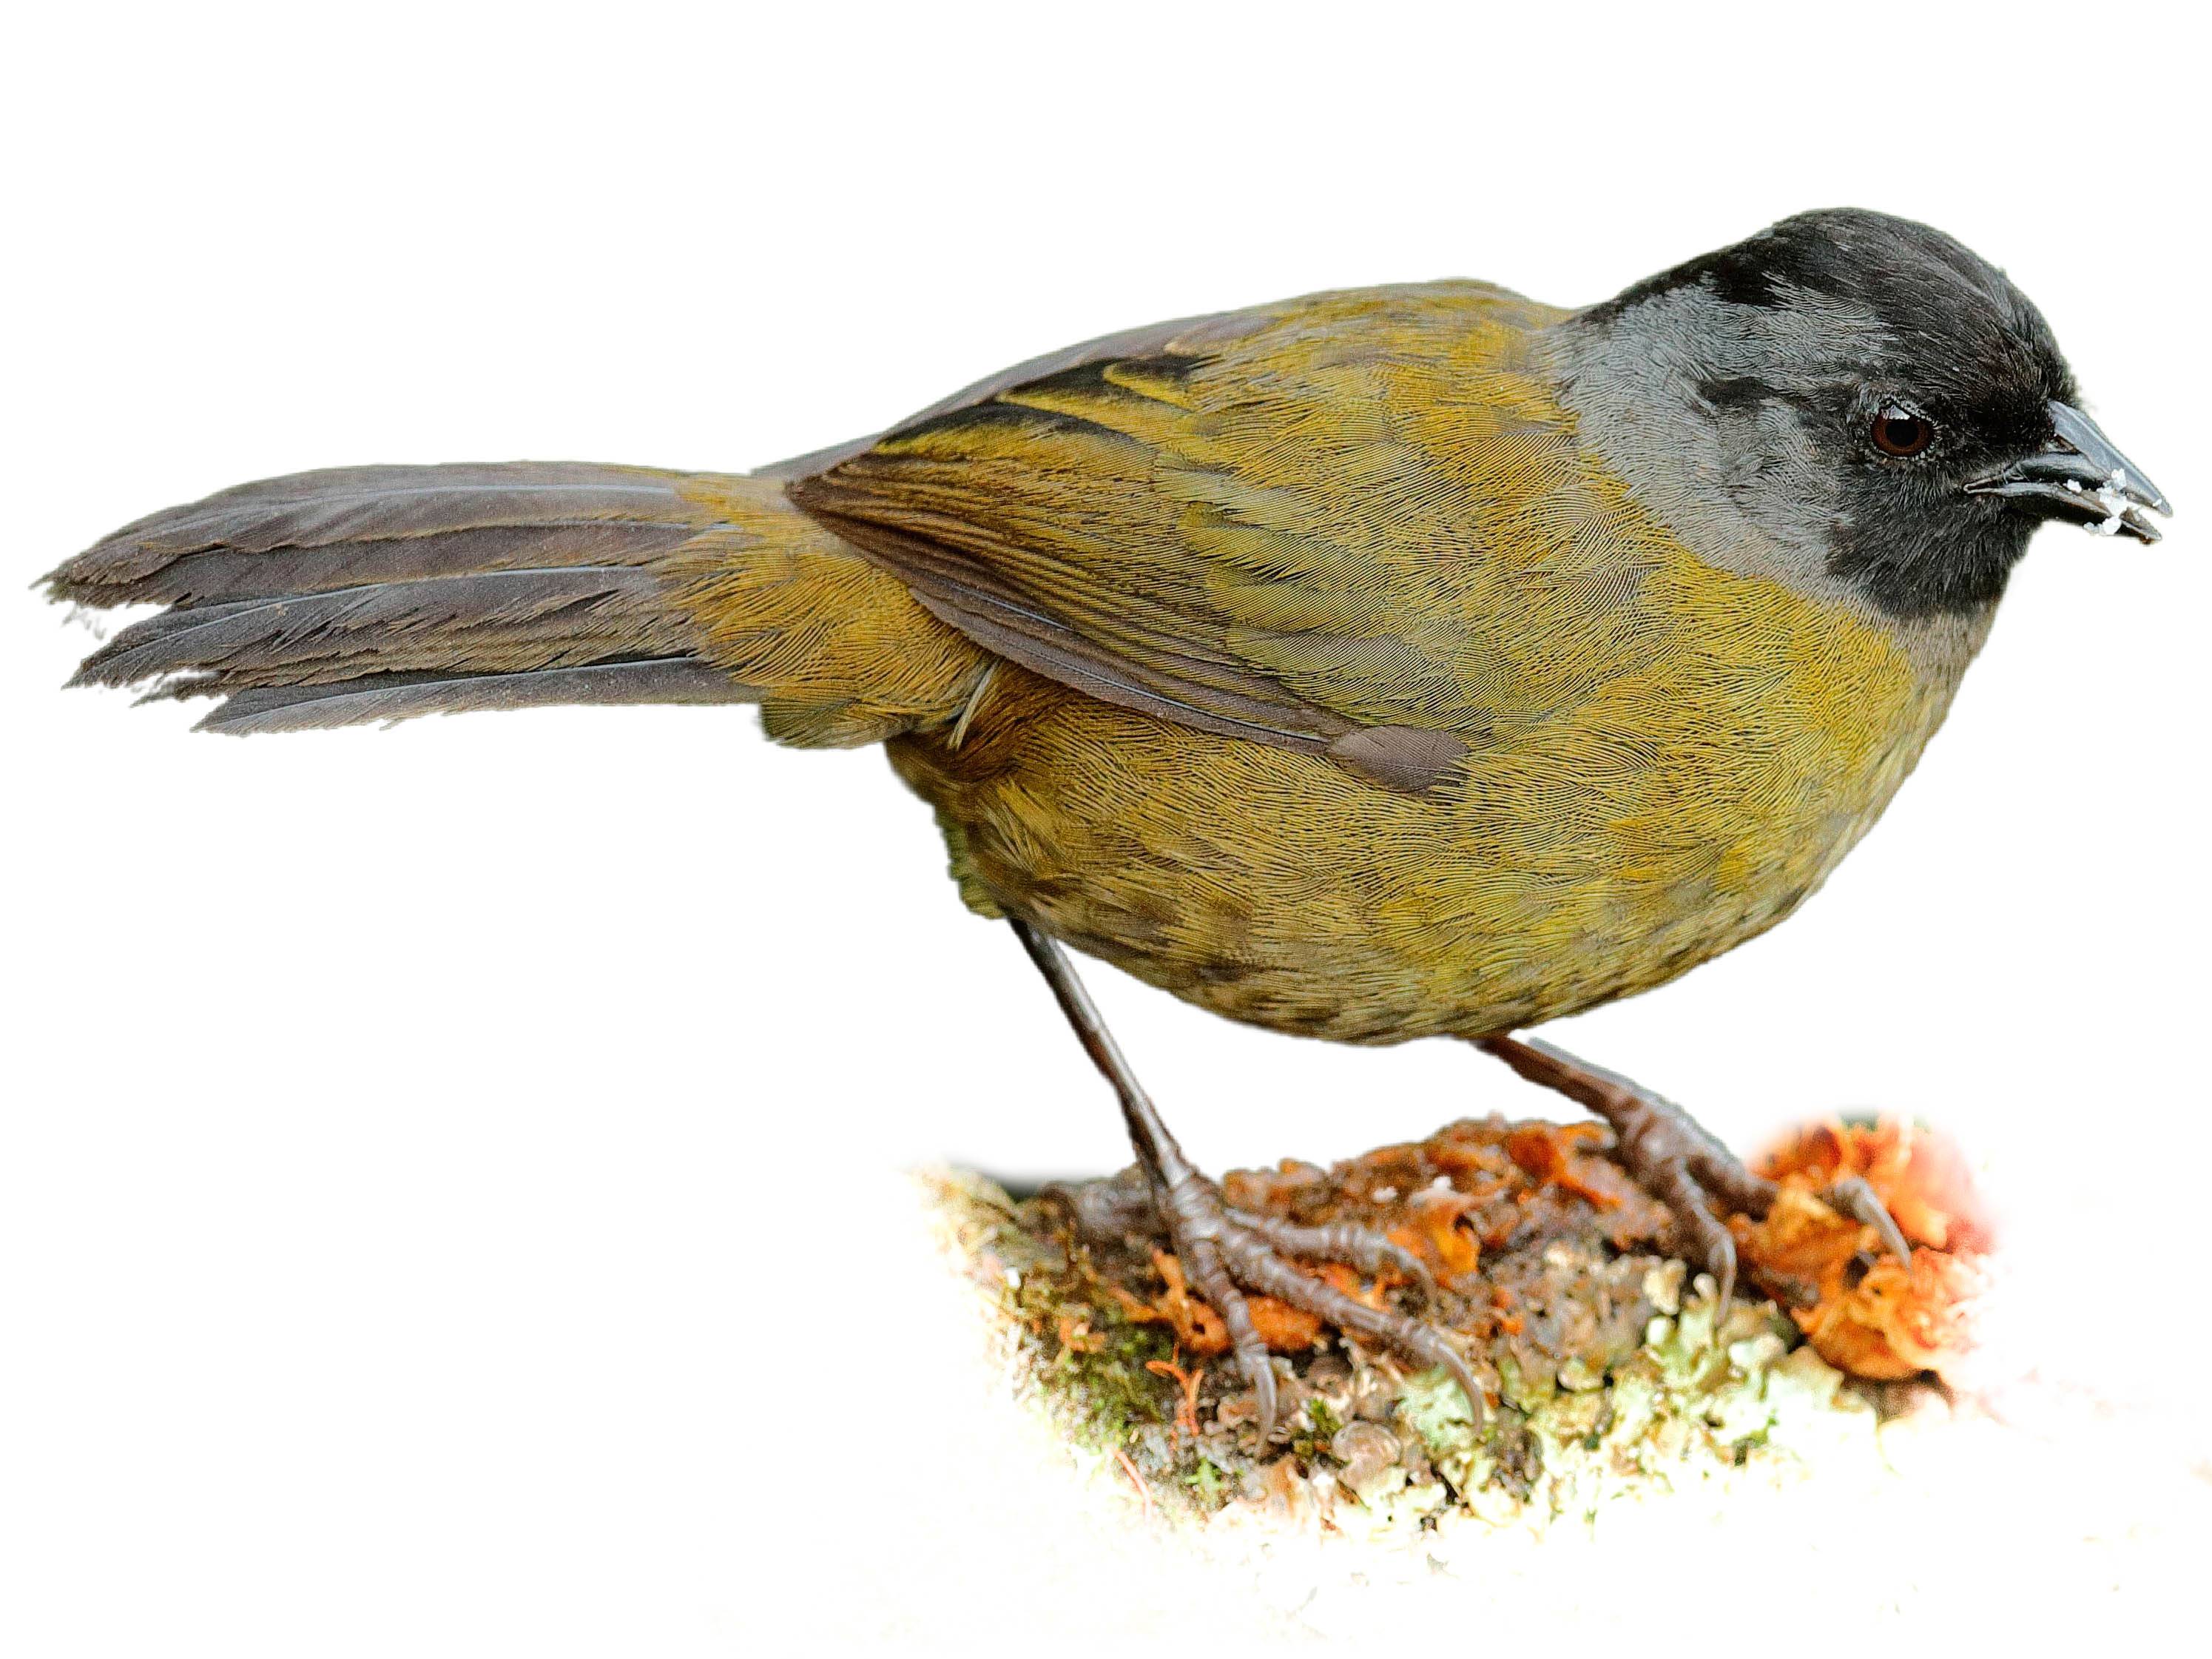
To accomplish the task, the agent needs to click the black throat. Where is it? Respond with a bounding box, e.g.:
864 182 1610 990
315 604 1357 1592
1828 481 2037 619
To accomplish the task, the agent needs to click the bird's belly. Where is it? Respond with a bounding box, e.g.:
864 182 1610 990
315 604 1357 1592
889 647 1954 1044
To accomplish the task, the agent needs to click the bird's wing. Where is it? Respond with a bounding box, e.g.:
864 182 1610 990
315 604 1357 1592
789 282 1669 793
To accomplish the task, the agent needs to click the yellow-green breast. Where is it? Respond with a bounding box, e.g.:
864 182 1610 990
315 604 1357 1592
889 567 1947 1045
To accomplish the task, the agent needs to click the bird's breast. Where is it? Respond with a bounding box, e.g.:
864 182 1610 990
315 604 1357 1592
890 569 1954 1045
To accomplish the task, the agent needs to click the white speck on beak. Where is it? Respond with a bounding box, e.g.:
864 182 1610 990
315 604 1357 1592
2093 467 2129 534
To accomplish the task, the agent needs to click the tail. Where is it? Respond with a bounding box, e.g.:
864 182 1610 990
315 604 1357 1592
44 461 988 744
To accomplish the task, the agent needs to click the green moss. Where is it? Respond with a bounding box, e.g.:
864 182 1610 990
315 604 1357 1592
924 1154 1897 1540
1005 1261 1180 1450
1185 1458 1228 1508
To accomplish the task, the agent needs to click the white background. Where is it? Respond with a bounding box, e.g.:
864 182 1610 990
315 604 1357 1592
4 2 2206 1651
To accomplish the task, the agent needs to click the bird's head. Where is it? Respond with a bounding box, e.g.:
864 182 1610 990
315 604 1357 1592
1555 207 2171 619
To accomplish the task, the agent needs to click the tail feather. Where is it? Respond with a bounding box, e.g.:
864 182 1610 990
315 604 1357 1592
44 462 758 732
46 521 704 612
198 659 750 736
47 458 988 742
47 462 715 605
72 565 705 690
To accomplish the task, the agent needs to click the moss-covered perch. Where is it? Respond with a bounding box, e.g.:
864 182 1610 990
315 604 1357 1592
921 1114 1984 1535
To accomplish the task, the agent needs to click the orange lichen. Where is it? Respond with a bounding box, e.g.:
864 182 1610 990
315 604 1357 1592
1396 1185 1484 1282
1314 1261 1392 1313
1504 1121 1623 1211
1064 1111 1989 1416
1112 1444 1156 1518
1246 1297 1325 1353
1735 1119 1992 1381
1105 1250 1229 1354
1143 1350 1207 1441
1107 1248 1324 1356
1757 1118 1994 1253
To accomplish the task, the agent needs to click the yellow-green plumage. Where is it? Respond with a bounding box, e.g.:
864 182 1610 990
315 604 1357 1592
662 283 1964 1042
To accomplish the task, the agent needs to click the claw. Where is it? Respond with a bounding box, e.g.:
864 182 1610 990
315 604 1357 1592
1246 1353 1280 1442
1820 1174 1913 1264
1183 1234 1278 1440
1710 1226 1737 1332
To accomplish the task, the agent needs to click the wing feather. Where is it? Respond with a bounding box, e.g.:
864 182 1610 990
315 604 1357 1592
790 283 1665 792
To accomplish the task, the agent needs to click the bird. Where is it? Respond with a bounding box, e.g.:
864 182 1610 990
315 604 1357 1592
44 208 2171 1438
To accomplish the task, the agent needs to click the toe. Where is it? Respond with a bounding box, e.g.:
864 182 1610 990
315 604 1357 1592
1180 1235 1278 1440
1685 1141 1779 1217
1640 1157 1737 1305
1043 1168 1161 1245
1227 1209 1439 1299
1819 1174 1913 1263
1153 1171 1480 1435
1215 1221 1484 1427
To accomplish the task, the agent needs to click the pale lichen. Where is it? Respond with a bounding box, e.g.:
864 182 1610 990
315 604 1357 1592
920 1113 1937 1542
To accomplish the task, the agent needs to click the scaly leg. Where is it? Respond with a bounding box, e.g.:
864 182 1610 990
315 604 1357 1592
1011 918 1482 1438
1475 1034 1909 1312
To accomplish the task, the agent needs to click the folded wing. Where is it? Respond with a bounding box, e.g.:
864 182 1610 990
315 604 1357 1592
789 283 1669 793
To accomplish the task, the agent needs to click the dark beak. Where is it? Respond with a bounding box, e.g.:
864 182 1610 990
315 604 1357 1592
1966 402 2172 543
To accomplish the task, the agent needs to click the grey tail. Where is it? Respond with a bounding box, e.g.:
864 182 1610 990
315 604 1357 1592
43 462 758 733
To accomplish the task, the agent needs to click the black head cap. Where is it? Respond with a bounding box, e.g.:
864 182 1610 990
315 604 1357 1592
1589 209 2121 618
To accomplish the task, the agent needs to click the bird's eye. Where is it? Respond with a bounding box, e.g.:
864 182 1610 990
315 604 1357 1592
1870 406 1935 457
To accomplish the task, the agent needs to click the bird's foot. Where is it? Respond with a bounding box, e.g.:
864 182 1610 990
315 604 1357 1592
1477 1034 1909 1314
1010 917 1485 1441
1170 1174 1487 1442
1071 1168 1485 1441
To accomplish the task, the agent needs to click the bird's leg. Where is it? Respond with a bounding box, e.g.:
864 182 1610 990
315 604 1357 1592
1011 918 1483 1439
1474 1034 1909 1314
